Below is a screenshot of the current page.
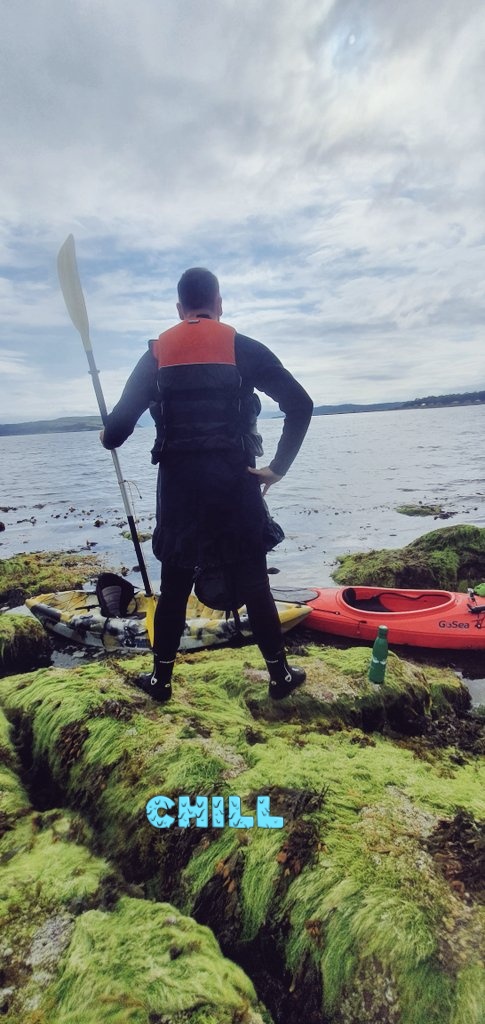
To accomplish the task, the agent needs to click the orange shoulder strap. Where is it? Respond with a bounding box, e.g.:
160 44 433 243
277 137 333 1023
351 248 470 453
154 320 236 368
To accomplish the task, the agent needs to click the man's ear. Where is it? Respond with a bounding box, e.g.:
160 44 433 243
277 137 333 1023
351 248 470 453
176 301 184 321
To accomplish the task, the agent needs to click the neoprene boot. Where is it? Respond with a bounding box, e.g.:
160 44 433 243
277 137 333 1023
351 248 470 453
265 651 306 700
135 656 174 703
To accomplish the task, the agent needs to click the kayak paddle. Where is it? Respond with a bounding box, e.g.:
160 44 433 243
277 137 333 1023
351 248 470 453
56 234 157 646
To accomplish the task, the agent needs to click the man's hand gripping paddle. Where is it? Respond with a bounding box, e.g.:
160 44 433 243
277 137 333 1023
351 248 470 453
57 235 157 646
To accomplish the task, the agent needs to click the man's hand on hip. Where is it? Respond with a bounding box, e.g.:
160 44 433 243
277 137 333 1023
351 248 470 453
247 466 283 496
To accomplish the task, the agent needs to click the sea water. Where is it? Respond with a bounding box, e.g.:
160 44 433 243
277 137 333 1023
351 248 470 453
1 405 483 583
1 405 484 699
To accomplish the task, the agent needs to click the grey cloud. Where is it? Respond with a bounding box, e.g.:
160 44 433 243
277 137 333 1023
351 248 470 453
1 0 485 418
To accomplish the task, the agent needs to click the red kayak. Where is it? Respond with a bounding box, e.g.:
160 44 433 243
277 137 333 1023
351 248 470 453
274 586 485 650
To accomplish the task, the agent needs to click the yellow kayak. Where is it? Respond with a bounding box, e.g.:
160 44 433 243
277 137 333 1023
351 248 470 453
26 590 310 653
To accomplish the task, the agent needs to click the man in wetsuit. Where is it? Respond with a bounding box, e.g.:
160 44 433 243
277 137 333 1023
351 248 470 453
101 268 313 702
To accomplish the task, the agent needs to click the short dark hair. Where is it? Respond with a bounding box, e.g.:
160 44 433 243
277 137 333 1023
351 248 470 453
177 267 220 311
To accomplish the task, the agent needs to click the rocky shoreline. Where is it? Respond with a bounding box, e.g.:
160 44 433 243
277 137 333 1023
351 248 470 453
0 532 484 1023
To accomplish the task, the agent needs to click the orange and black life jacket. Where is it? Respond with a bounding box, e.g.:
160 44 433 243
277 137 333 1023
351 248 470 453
149 318 247 462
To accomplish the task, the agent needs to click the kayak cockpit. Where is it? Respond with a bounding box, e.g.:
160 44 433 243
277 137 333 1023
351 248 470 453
341 587 454 614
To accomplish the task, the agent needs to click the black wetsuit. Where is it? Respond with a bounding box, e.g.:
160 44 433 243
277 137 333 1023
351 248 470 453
103 325 313 660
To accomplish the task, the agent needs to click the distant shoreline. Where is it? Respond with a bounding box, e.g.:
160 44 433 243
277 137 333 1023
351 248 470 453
0 416 103 437
313 391 485 417
0 391 483 436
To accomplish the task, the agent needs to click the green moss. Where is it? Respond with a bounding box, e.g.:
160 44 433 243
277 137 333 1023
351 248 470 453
238 830 283 942
333 524 485 590
424 665 470 714
0 661 234 881
0 815 112 925
0 704 17 759
0 807 124 1024
92 724 228 868
181 830 242 908
38 896 267 1024
0 707 29 829
278 643 467 731
0 614 51 675
1 647 484 1023
121 530 151 542
1 815 269 1024
0 550 105 606
396 504 445 517
278 787 484 1024
0 762 30 825
451 964 485 1024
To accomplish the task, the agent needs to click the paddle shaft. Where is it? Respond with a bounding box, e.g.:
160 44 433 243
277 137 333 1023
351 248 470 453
84 346 153 596
57 236 154 599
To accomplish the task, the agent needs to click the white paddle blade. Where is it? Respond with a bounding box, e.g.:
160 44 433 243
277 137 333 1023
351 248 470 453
57 234 91 351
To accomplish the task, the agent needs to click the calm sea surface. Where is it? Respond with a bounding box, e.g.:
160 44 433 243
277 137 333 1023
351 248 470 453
1 405 484 583
1 405 484 698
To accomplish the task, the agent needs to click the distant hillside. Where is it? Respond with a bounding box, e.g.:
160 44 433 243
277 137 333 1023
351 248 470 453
0 416 103 436
1 390 483 435
401 390 485 409
313 401 404 415
313 391 485 416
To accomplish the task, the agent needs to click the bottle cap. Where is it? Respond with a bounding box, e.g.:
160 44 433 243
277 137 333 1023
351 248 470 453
377 625 388 637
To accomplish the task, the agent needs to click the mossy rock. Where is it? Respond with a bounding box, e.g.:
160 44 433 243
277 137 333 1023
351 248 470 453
333 525 485 590
0 614 51 676
0 807 123 1021
396 503 446 517
0 550 105 607
0 648 483 1024
0 701 271 1024
0 703 22 771
0 705 30 834
0 705 123 1019
35 897 269 1024
1 814 267 1024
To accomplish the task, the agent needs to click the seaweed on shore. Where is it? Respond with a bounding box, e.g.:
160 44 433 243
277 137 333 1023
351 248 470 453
0 646 483 1024
1 547 484 1023
0 550 106 608
0 703 271 1024
333 524 485 590
396 503 450 518
0 614 51 675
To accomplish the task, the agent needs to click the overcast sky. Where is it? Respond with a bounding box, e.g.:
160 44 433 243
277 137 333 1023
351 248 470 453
1 0 484 421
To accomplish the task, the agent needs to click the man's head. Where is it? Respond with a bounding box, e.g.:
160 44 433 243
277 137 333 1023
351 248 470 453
177 267 222 320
